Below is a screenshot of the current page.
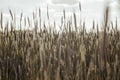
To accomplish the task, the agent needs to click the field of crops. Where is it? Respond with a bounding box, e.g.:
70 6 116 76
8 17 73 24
0 4 120 80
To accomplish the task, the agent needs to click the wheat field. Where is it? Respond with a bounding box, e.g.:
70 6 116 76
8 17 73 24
0 3 120 80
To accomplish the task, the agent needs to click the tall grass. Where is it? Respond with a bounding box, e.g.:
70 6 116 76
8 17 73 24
0 3 120 80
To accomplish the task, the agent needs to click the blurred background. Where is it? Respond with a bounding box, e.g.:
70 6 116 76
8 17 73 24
0 0 120 31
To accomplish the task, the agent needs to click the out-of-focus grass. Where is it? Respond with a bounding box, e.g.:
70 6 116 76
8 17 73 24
0 3 120 80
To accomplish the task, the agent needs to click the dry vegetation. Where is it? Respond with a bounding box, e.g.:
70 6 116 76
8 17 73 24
0 3 120 80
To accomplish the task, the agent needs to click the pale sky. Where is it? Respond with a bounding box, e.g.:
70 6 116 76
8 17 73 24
0 0 120 30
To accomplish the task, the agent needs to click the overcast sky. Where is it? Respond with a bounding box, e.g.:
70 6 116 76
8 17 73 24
0 0 120 30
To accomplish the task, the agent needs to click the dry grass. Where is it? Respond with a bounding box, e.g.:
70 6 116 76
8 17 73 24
0 4 120 80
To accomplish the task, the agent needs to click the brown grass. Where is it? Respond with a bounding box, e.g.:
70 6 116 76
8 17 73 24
0 3 120 80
